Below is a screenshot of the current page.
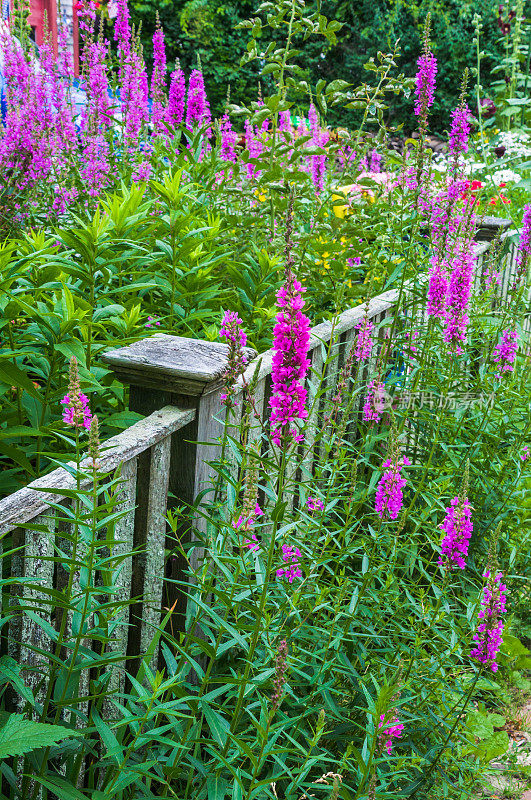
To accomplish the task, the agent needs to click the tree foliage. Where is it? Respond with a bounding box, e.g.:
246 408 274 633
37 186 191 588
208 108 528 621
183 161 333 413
130 0 514 133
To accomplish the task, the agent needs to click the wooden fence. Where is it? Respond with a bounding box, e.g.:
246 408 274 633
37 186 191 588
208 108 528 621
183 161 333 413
0 215 524 701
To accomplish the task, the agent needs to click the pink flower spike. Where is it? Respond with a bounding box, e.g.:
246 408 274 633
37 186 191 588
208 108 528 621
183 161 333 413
244 533 260 552
378 713 404 755
269 276 311 447
438 495 473 570
375 456 410 521
493 329 518 378
276 544 302 583
307 497 324 512
471 570 507 672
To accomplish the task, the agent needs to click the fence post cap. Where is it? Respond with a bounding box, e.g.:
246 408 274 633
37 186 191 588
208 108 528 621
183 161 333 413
101 334 256 396
475 215 512 241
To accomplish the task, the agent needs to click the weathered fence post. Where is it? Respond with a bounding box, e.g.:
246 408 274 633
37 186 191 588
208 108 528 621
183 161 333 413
101 334 254 640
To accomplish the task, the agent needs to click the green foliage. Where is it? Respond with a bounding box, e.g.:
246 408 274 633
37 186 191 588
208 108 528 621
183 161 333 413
130 0 516 132
0 714 79 758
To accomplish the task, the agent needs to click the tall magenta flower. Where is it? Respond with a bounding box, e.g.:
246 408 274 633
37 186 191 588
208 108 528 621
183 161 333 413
515 204 531 282
493 329 518 377
219 113 237 162
186 68 211 133
375 456 411 521
114 0 131 63
121 48 149 156
244 118 263 179
471 570 507 672
378 714 405 754
219 310 248 406
269 274 311 447
363 380 386 423
61 357 93 430
150 25 167 136
354 317 374 362
449 100 471 162
278 110 292 133
439 492 473 570
79 40 113 196
168 66 186 129
443 240 476 352
307 101 328 192
276 544 302 582
414 47 437 121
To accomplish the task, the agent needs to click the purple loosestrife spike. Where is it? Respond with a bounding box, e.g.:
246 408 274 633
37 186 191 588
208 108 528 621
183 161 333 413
449 101 471 163
150 22 167 136
79 39 113 196
374 456 411 521
269 276 311 446
515 204 531 283
443 218 476 352
271 639 288 713
470 570 507 672
438 475 473 570
121 47 150 156
378 713 405 755
353 314 374 362
278 110 292 133
61 357 93 431
219 311 248 407
414 17 437 125
363 380 386 424
307 497 324 512
219 113 237 162
114 0 131 63
244 118 263 179
168 65 186 129
307 102 328 192
493 329 518 378
186 68 211 134
269 201 311 448
276 544 302 582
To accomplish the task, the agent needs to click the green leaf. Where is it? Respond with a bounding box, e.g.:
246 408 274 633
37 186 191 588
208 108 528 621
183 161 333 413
0 361 42 400
207 775 230 800
475 730 510 762
32 775 88 800
0 715 79 758
201 703 230 747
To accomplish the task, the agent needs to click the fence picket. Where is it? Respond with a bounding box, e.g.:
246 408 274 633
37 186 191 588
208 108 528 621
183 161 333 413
104 456 137 714
140 437 172 666
20 512 55 708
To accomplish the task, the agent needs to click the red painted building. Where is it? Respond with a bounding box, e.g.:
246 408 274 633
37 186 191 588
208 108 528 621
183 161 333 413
3 0 79 72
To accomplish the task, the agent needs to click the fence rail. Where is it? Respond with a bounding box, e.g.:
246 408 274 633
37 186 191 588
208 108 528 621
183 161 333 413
0 215 525 704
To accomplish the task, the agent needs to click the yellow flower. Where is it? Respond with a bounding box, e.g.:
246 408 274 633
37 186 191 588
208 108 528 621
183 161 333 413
331 184 357 218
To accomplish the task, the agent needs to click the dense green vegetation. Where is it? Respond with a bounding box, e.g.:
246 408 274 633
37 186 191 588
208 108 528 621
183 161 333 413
129 0 529 132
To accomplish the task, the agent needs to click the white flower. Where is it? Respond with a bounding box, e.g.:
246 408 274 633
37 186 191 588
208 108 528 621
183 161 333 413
492 169 521 184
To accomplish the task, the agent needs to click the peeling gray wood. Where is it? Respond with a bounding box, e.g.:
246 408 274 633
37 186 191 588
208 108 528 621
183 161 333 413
0 406 195 534
102 334 256 396
20 512 55 710
140 438 171 667
191 389 228 570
